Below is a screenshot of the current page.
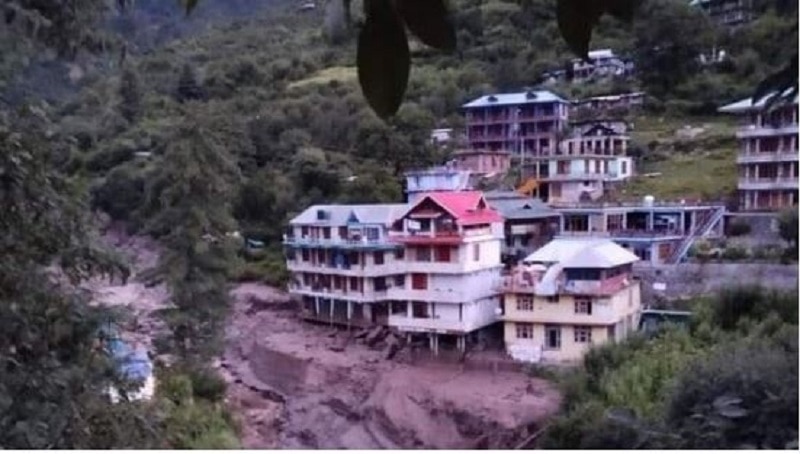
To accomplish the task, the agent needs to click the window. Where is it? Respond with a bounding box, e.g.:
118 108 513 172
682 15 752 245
546 295 560 303
374 251 385 265
575 298 593 315
412 273 428 290
338 227 347 239
350 277 359 291
301 226 309 237
391 301 407 315
323 227 331 239
394 275 405 287
348 252 359 265
366 227 380 241
621 161 628 175
516 296 534 311
545 325 561 350
301 249 310 262
374 277 387 291
574 326 592 343
394 248 405 260
566 268 602 281
435 246 451 262
303 274 311 286
333 276 342 289
412 302 429 318
516 323 534 339
416 247 431 262
473 244 480 261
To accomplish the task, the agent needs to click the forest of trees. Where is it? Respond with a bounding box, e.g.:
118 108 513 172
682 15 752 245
0 0 796 449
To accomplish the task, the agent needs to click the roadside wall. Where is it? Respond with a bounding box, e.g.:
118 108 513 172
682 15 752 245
634 263 798 302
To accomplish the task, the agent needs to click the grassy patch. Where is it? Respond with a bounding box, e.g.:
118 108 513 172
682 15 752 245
287 66 357 89
620 114 739 201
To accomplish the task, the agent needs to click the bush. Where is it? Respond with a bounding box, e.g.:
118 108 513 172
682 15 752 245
712 285 798 331
664 336 798 449
188 368 227 402
721 246 748 261
727 220 751 237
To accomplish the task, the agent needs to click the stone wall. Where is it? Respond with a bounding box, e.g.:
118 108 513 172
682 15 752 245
634 263 798 303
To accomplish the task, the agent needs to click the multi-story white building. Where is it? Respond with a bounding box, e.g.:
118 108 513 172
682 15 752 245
719 94 799 211
535 119 633 203
387 191 505 353
284 204 408 327
501 238 642 363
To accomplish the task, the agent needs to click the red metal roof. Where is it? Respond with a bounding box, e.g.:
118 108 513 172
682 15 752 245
414 191 504 225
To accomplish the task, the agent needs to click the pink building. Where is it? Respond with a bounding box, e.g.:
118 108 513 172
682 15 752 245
452 149 511 176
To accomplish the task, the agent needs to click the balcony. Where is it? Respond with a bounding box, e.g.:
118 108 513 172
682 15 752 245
391 230 465 245
737 150 799 164
738 177 799 191
556 229 685 240
287 284 377 303
538 173 612 182
283 235 399 250
285 260 405 277
388 314 471 334
386 287 469 304
736 124 798 139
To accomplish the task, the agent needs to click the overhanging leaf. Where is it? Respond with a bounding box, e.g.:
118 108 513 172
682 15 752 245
753 54 798 109
557 0 603 59
178 0 199 15
605 0 641 23
357 0 411 119
396 0 457 52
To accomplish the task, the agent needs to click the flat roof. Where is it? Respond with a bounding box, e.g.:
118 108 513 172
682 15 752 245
462 90 568 109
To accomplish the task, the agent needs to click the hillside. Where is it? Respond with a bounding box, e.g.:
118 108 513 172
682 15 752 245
56 0 795 247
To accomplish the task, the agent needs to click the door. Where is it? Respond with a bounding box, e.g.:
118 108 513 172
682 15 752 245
545 325 561 350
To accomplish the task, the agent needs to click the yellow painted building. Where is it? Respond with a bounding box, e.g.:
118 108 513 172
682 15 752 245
501 238 643 363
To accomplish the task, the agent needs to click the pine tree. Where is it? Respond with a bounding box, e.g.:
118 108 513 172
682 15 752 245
118 67 142 123
144 108 242 360
175 63 206 103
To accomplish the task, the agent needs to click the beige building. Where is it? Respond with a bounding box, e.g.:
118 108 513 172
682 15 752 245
500 238 641 363
719 94 798 211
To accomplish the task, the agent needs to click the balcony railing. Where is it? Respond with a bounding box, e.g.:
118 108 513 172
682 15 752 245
283 235 398 249
736 124 799 138
738 177 799 190
737 150 799 163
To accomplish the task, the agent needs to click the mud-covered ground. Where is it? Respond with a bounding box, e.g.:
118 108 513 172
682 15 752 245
86 229 562 449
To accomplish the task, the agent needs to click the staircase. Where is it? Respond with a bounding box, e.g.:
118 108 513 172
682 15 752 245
668 206 725 264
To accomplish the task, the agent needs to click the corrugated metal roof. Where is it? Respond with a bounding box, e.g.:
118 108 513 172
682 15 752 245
462 90 567 109
718 90 799 113
487 196 559 220
523 238 639 268
290 204 408 226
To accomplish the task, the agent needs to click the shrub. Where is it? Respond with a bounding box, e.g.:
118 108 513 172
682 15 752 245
727 220 751 237
712 285 797 331
188 368 227 402
721 246 748 261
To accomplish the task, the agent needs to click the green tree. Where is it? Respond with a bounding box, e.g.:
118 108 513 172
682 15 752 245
118 68 143 123
144 109 242 360
176 63 207 103
633 0 713 98
778 208 798 254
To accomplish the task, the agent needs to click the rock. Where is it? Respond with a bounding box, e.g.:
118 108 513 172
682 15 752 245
330 343 345 352
365 326 388 347
384 341 402 360
354 329 369 340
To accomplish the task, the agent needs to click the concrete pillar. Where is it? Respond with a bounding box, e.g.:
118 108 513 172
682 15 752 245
347 301 352 320
647 211 654 231
622 212 628 229
755 164 760 180
429 333 435 351
406 301 412 318
315 296 320 315
329 299 335 319
560 216 566 232
434 334 440 356
680 212 686 235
